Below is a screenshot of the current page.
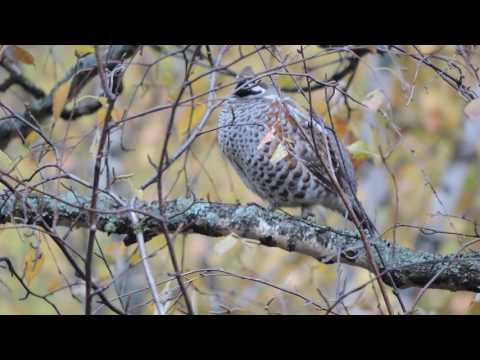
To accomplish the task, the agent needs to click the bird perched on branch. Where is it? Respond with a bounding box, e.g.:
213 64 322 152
217 66 375 233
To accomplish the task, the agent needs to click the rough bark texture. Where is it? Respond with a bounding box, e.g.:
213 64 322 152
1 190 479 293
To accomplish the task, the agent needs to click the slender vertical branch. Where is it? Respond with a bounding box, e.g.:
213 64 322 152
85 46 119 315
128 199 165 315
155 46 201 315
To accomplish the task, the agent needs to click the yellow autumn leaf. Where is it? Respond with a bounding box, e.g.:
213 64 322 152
12 46 35 65
270 143 289 164
191 103 206 126
129 248 142 266
97 96 108 107
96 107 108 126
464 97 480 119
177 104 206 136
47 276 61 292
97 106 122 126
24 249 45 285
25 131 40 145
74 45 95 58
149 234 166 248
96 96 120 126
276 75 296 89
52 80 72 119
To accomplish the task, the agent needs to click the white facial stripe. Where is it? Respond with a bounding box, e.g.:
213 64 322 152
249 85 266 94
264 94 280 101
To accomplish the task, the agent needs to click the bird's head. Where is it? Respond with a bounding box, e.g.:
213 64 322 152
233 66 269 98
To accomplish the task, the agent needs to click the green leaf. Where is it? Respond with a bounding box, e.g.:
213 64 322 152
347 141 378 159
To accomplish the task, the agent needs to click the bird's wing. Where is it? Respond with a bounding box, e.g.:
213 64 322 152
270 97 375 232
281 99 358 198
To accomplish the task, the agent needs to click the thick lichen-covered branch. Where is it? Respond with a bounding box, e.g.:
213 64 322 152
0 191 479 293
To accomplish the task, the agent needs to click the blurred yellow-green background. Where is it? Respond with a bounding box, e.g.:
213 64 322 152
0 45 479 314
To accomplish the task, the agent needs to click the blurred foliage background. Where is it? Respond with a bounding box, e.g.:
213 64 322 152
1 45 480 315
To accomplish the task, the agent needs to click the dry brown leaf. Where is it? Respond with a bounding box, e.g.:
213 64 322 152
351 156 367 171
24 248 45 285
330 115 349 138
347 141 378 170
257 127 276 149
12 46 35 65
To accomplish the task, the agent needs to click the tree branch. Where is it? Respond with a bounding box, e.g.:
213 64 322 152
281 46 379 93
0 59 46 99
0 45 139 149
1 191 479 294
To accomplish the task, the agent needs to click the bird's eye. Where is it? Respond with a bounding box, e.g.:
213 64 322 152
234 79 265 97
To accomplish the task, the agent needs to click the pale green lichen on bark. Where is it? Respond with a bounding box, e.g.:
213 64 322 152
1 193 480 292
174 197 196 213
103 218 118 234
205 211 221 227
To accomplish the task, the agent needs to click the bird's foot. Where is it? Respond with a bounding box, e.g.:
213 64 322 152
301 213 317 224
301 206 317 224
301 206 329 226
